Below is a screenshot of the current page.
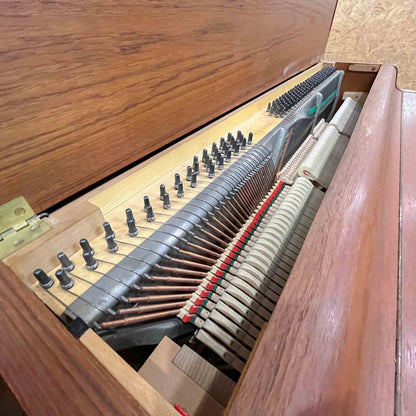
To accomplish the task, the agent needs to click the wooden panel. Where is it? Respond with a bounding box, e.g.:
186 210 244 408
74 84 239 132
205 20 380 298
0 0 337 212
80 331 179 416
0 261 149 416
400 91 416 416
227 65 401 415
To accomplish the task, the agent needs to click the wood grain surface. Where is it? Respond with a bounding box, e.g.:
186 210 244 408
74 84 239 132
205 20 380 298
0 0 336 212
227 65 402 415
400 91 416 416
0 261 150 416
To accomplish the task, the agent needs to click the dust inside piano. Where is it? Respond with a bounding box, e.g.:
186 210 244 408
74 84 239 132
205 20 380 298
30 66 362 382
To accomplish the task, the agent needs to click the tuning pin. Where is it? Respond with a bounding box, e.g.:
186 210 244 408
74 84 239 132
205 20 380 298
205 157 211 172
227 132 233 144
186 166 193 181
191 172 198 188
194 160 200 175
159 184 166 200
55 269 74 290
106 235 118 253
234 143 240 156
177 182 184 198
211 142 217 156
174 173 181 190
143 196 151 212
57 252 74 272
226 149 232 162
267 102 271 112
248 132 253 145
103 222 115 238
209 162 215 178
241 137 247 150
213 145 219 160
126 208 138 237
237 130 243 141
219 137 225 150
163 193 171 209
192 156 199 173
202 149 208 164
83 252 98 271
33 268 54 289
80 238 94 255
146 206 155 222
218 154 224 170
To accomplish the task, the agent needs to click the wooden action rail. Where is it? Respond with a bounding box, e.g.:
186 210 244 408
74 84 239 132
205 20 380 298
227 65 401 416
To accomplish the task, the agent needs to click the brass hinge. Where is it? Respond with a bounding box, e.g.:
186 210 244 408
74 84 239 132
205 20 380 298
0 196 51 259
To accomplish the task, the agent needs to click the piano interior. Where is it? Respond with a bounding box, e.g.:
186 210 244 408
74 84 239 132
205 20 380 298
1 61 383 415
1 2 413 414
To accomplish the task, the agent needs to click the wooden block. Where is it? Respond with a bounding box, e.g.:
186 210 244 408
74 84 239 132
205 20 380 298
139 336 227 416
172 344 235 407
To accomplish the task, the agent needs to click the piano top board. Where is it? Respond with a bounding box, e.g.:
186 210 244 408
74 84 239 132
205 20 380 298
0 0 337 213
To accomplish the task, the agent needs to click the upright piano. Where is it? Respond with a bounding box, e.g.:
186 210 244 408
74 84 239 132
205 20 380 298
0 1 414 415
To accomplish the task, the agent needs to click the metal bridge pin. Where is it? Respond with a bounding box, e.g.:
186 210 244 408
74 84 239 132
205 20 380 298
106 235 118 253
174 173 181 190
126 208 138 237
163 193 171 209
160 184 166 200
83 252 98 271
33 268 54 289
103 222 115 239
80 238 94 255
57 252 74 272
146 206 155 222
55 269 74 290
177 182 184 198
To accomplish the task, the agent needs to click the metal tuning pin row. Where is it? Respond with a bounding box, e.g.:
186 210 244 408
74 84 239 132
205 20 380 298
266 66 336 117
33 237 100 292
